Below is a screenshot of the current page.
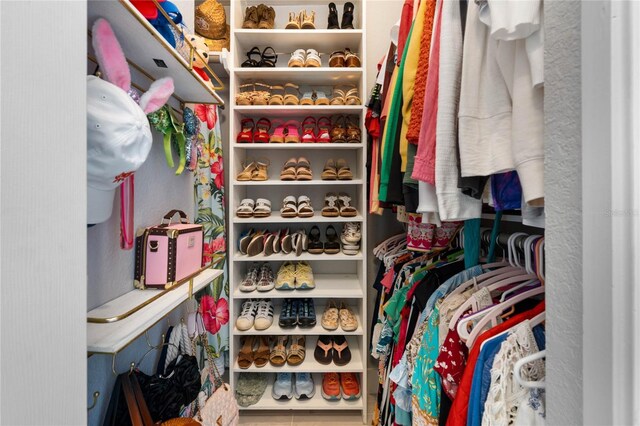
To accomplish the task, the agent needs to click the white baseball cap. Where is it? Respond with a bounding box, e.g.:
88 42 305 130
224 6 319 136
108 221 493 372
87 75 153 224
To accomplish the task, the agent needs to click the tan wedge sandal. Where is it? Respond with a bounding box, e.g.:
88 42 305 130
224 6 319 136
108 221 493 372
252 82 271 106
237 336 256 369
321 159 338 180
296 157 313 180
280 158 298 181
301 10 316 29
235 83 255 105
269 85 285 105
283 83 301 105
252 158 270 181
236 160 257 181
336 158 354 180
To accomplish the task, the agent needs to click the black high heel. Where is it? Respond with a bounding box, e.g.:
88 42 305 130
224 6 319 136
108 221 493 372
341 2 355 30
259 46 278 67
241 46 262 67
328 2 340 29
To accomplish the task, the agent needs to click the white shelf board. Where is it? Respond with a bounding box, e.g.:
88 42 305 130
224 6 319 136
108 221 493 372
233 252 362 261
235 29 363 52
233 336 363 372
233 178 363 186
234 105 364 117
234 306 363 336
233 211 364 224
234 67 363 84
233 142 363 149
240 373 364 410
87 269 222 354
88 0 222 104
233 274 363 299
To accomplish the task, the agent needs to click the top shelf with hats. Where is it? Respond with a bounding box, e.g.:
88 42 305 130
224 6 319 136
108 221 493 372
233 1 362 30
88 0 225 105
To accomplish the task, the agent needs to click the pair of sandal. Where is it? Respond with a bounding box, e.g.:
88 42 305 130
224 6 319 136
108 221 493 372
237 117 270 143
280 195 314 218
270 336 306 366
242 4 276 29
330 115 361 143
321 192 357 217
269 83 301 105
308 225 341 255
329 48 361 68
270 121 300 143
288 48 321 68
321 301 358 331
242 46 278 68
236 82 272 106
314 335 351 366
285 10 316 29
301 116 331 143
280 157 312 180
237 158 269 181
238 228 306 257
236 198 271 218
238 335 271 369
330 87 361 105
322 158 353 180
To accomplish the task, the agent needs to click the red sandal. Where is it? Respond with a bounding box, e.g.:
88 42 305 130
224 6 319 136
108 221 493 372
316 116 332 143
237 118 255 143
254 117 271 143
301 116 317 143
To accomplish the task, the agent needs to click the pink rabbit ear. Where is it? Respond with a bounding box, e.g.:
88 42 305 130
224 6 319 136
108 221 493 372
92 18 131 92
139 78 174 114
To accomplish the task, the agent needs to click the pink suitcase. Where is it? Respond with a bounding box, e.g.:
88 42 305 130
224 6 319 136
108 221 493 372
134 210 204 289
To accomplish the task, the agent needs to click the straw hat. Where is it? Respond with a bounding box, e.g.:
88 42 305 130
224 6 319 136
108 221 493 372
201 23 230 52
195 0 227 39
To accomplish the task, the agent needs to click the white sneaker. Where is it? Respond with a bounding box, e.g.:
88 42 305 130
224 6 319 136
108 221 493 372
254 299 274 330
235 300 258 331
341 222 361 255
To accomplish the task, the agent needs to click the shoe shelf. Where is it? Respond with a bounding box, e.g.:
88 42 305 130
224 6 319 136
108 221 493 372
229 0 367 418
240 373 364 410
233 273 364 299
232 336 363 373
233 211 364 224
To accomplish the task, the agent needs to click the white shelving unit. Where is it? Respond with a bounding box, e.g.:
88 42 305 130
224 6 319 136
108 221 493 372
228 0 367 421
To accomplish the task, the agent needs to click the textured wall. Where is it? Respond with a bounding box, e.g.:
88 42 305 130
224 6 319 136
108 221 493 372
545 0 584 424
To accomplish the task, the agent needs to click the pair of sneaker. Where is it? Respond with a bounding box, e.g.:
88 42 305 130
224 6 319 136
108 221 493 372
321 372 360 401
236 299 274 331
239 263 275 292
279 298 316 328
275 261 314 290
272 372 315 400
341 222 361 255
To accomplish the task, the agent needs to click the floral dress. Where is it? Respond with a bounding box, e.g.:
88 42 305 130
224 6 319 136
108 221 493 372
411 307 441 425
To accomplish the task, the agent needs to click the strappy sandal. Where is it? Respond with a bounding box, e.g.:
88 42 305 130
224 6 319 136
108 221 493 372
322 192 339 217
288 49 306 68
285 121 300 143
258 5 276 29
296 157 313 180
329 50 345 67
297 195 314 218
236 118 255 143
345 115 361 143
270 122 286 143
324 225 341 254
301 116 317 143
236 198 255 218
304 48 321 67
330 115 347 143
339 302 358 331
270 336 288 366
238 336 256 369
280 195 298 217
283 83 301 105
315 90 330 105
285 11 301 29
254 336 271 368
252 158 270 181
332 335 351 366
300 90 315 106
235 83 255 105
241 46 262 67
321 159 338 180
301 10 316 29
286 336 306 366
308 225 324 254
344 87 361 105
344 48 361 67
336 158 353 180
254 117 271 143
252 82 271 105
280 158 298 181
269 85 285 105
330 88 347 105
242 6 259 29
314 336 334 365
338 192 357 217
259 46 278 68
253 198 272 217
341 2 355 29
236 160 257 181
317 116 332 142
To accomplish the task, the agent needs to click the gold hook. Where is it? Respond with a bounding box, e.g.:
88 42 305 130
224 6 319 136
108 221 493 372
111 353 118 376
87 391 100 411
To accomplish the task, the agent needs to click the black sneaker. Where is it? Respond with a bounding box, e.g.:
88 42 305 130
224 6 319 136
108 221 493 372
279 298 297 328
298 298 317 328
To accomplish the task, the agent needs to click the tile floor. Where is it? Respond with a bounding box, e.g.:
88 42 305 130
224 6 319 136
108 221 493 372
238 394 375 425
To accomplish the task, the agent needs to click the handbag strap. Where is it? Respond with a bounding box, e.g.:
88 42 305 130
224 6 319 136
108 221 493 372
121 374 155 426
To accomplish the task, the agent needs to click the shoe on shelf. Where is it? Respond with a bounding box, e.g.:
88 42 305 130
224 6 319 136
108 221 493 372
314 336 334 364
322 192 340 217
307 225 324 254
341 2 355 29
339 302 358 331
329 50 345 68
236 300 258 331
237 335 256 369
252 82 271 105
280 158 298 181
338 192 358 217
284 84 301 105
321 300 339 331
286 335 306 366
270 122 286 143
236 160 256 181
247 229 266 257
294 372 315 400
295 261 315 289
272 372 293 400
341 222 361 255
296 195 314 218
259 46 278 67
344 48 361 67
336 158 353 180
258 5 276 29
280 195 298 218
254 299 274 330
304 49 321 67
322 372 342 401
340 373 361 400
291 229 308 256
329 115 347 142
296 157 313 180
270 335 288 366
301 116 317 142
257 263 275 291
288 49 306 67
279 298 298 328
251 158 270 181
281 228 293 254
235 83 255 105
300 91 315 106
242 6 259 29
315 91 330 106
254 336 271 368
298 298 317 328
276 261 296 290
236 198 255 218
301 10 316 29
327 2 340 29
285 11 301 29
238 228 255 255
324 225 341 254
236 118 255 143
321 159 338 180
241 46 262 67
253 198 272 218
239 263 260 292
254 118 271 143
332 335 351 366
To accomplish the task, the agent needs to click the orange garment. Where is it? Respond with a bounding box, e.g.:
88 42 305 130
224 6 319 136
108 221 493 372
406 0 437 144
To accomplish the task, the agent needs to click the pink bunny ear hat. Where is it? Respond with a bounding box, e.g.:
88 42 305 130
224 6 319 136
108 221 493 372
87 19 174 224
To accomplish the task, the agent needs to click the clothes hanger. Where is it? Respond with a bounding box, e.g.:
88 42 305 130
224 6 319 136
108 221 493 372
464 286 545 348
500 236 543 303
514 350 546 389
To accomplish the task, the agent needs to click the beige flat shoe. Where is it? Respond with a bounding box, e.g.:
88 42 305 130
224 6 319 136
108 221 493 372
339 302 358 331
321 300 339 331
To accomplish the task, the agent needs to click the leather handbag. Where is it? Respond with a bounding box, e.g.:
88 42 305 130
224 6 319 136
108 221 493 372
134 210 204 289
